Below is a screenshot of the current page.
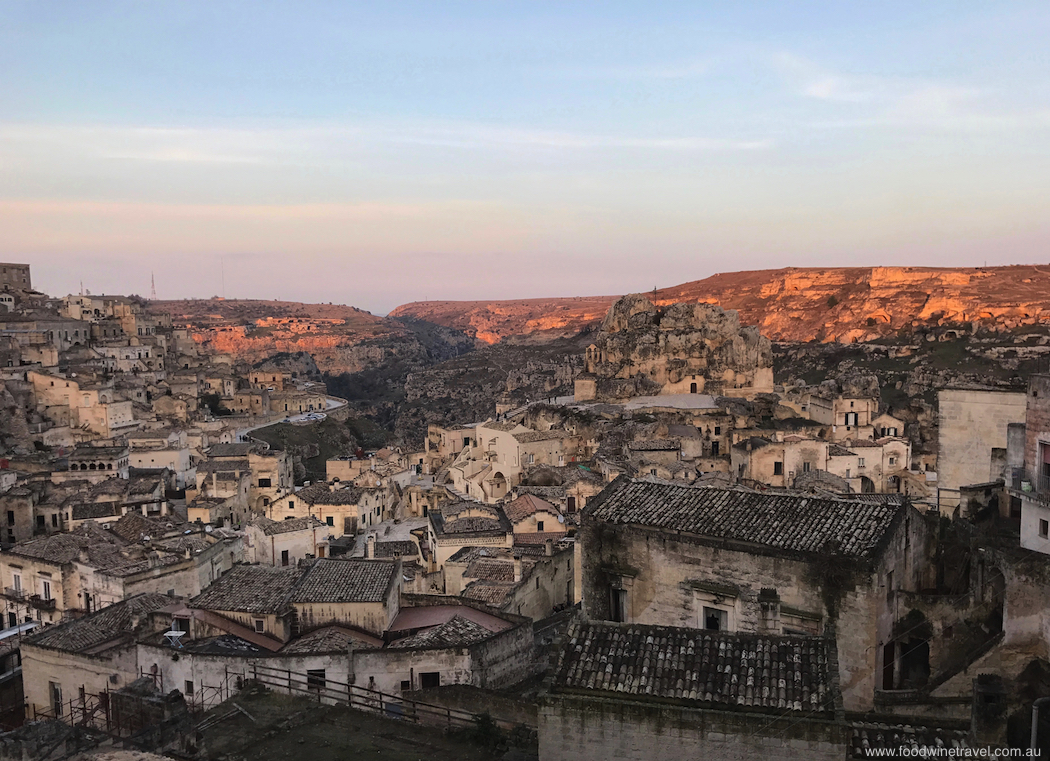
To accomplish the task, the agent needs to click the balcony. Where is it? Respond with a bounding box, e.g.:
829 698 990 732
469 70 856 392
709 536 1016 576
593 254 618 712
28 595 56 611
1008 467 1050 504
3 587 24 601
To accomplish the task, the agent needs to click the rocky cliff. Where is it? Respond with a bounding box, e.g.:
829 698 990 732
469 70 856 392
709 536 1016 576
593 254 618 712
580 294 773 400
151 298 473 375
390 265 1050 344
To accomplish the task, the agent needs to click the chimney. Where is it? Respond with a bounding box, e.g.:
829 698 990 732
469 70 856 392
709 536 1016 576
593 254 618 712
544 538 554 557
366 534 376 559
513 555 522 583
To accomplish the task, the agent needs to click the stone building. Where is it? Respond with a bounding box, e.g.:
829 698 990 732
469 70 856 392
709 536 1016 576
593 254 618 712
938 387 1027 511
245 515 330 566
579 477 934 711
0 264 31 293
540 621 847 761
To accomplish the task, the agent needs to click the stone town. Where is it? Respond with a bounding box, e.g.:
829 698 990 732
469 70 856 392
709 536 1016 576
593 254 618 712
1 263 1049 758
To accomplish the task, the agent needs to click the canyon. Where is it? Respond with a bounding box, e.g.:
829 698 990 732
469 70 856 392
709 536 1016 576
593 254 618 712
390 265 1050 344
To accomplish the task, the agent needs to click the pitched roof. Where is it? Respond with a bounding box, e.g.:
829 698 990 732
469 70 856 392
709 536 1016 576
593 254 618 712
373 540 418 558
585 477 903 560
24 593 173 654
280 625 383 654
627 439 681 451
207 443 256 458
294 482 363 505
189 565 301 614
464 558 516 582
389 615 494 649
462 581 515 608
259 515 327 536
504 494 560 523
290 559 397 604
553 621 833 714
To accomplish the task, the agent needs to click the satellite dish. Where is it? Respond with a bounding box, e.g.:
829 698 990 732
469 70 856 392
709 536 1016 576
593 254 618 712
557 515 565 524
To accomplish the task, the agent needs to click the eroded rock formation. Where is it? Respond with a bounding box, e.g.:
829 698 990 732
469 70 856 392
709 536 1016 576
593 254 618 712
575 294 773 401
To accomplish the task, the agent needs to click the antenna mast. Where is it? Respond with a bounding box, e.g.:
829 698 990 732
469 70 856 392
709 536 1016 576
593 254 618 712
150 272 157 300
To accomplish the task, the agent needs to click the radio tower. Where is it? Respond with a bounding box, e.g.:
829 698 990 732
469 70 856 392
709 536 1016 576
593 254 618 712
150 272 157 300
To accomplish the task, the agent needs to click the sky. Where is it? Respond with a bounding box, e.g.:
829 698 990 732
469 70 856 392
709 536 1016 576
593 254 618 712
2 2 1049 314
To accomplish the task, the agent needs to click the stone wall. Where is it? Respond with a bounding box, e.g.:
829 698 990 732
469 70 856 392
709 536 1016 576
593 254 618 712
539 694 847 761
937 389 1026 500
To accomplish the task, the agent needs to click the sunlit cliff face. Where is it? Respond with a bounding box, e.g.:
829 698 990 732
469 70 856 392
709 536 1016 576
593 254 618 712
392 265 1050 345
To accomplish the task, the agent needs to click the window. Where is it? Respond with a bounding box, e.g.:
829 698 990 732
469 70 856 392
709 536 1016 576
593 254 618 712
36 515 44 529
420 672 440 689
51 514 58 528
711 441 719 457
184 680 194 696
845 412 859 426
307 669 326 690
12 574 21 593
773 462 783 476
326 516 334 526
537 520 544 531
610 588 628 622
802 461 812 473
281 550 289 566
258 478 271 488
41 580 51 601
889 457 897 466
400 680 411 691
5 511 12 526
703 607 728 631
714 426 721 435
858 457 865 467
50 682 62 717
172 617 190 633
1040 520 1049 539
253 618 265 633
288 500 294 510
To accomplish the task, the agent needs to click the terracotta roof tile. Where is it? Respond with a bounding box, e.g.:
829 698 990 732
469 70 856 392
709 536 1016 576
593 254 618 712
553 621 832 714
586 478 902 560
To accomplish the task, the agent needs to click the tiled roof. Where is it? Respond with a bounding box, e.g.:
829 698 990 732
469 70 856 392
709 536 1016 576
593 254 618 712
464 558 515 582
373 540 417 558
553 621 833 714
481 421 523 432
109 512 183 543
290 559 397 604
198 459 250 473
25 593 173 654
462 581 515 608
259 515 327 536
280 625 383 654
189 565 301 614
504 494 559 523
849 722 972 756
71 502 122 520
585 478 903 560
294 482 363 505
515 485 566 498
513 531 568 544
513 430 567 443
627 439 680 451
208 443 256 458
389 615 494 649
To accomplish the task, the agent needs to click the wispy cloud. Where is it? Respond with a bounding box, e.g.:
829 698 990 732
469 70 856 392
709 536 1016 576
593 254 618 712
773 52 1050 133
0 120 773 168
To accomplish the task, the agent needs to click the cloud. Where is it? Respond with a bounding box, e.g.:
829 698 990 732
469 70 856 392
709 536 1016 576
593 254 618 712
773 52 1050 134
0 120 773 171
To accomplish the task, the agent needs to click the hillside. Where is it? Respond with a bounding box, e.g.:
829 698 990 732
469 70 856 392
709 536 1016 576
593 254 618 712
390 265 1050 344
150 298 472 374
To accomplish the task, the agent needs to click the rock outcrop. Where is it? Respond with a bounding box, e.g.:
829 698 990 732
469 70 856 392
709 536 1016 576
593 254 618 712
390 265 1050 344
576 294 773 401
